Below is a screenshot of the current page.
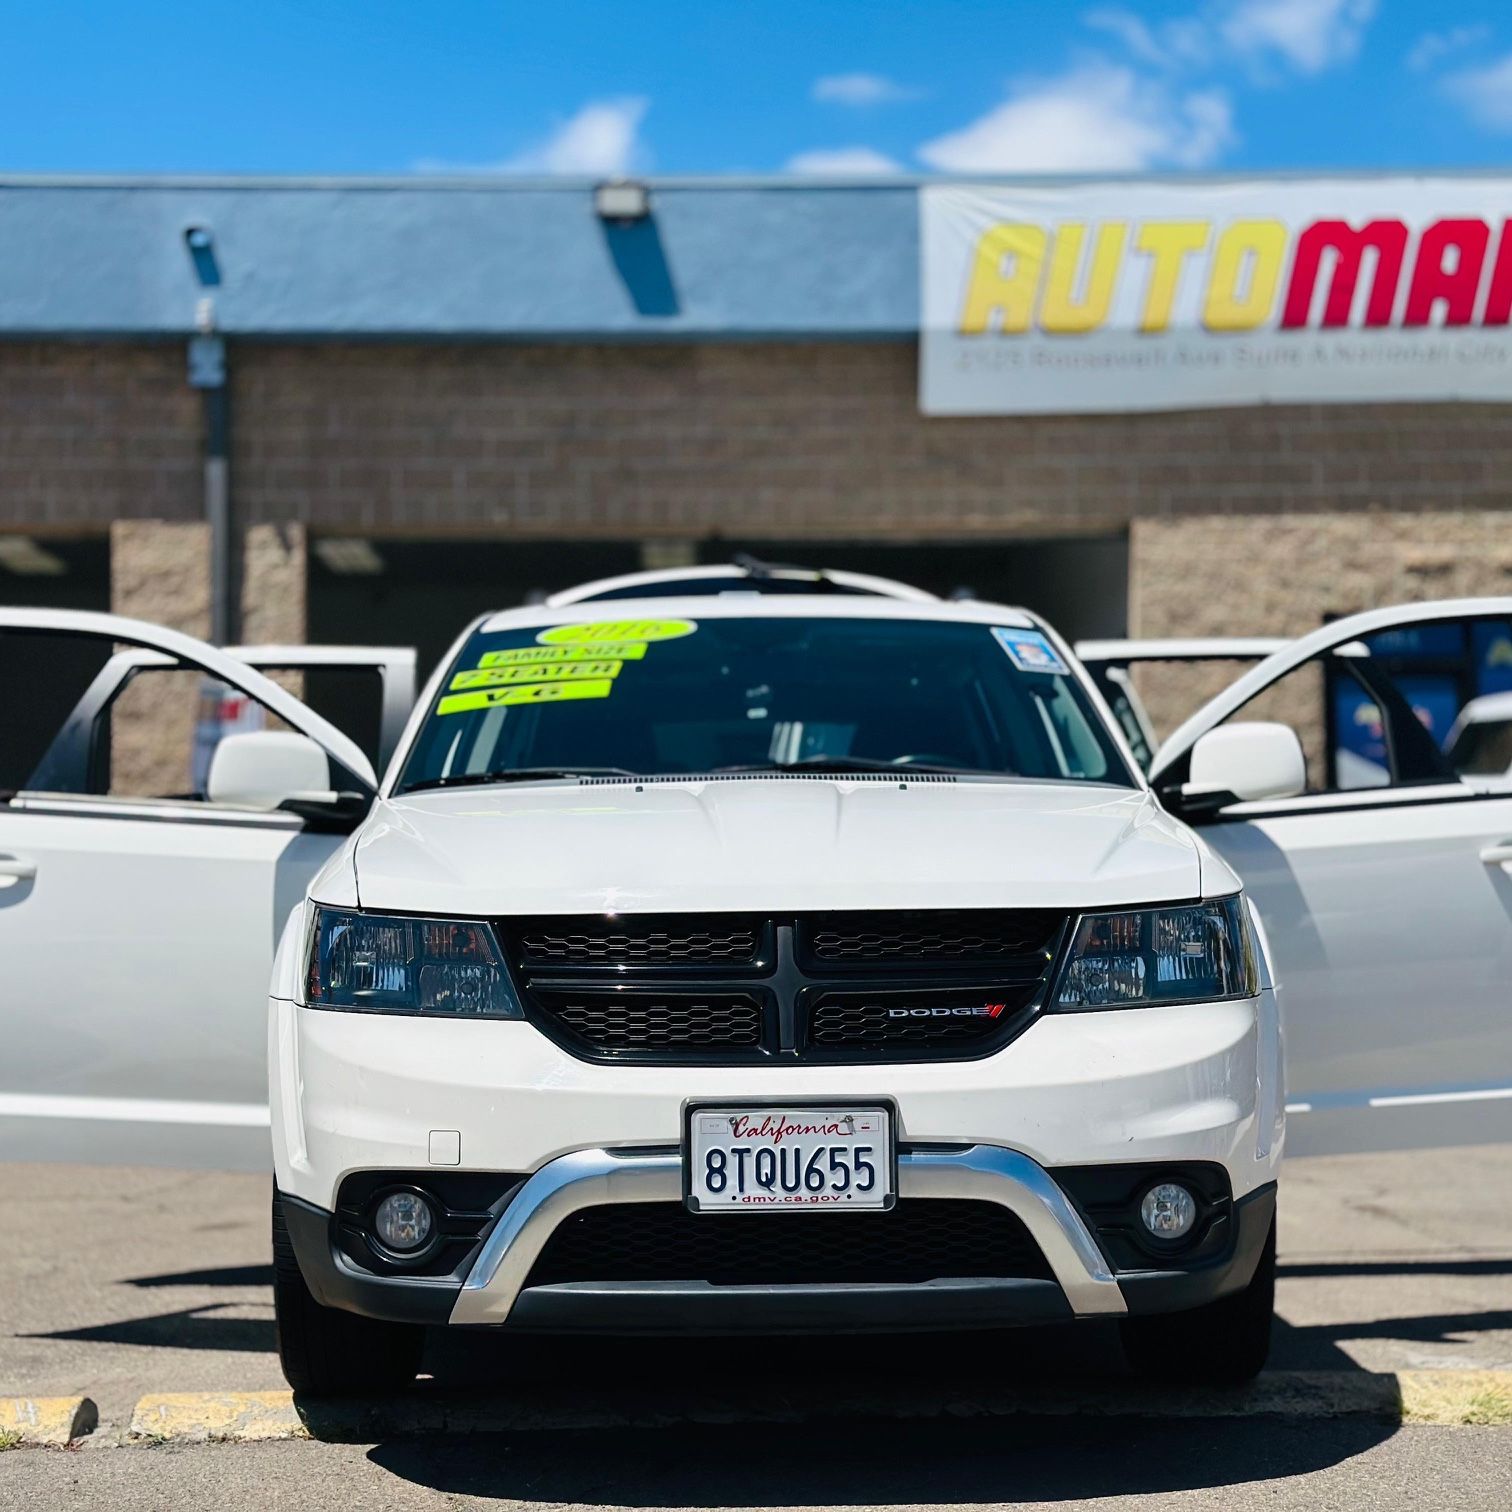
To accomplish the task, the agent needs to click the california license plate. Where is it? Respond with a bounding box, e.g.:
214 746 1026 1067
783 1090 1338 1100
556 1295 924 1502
685 1105 895 1213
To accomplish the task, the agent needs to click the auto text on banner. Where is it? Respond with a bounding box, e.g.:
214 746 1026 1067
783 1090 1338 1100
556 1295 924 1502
918 178 1512 416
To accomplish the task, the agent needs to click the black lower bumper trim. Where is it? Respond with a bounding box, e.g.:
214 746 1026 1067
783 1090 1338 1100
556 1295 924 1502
504 1277 1074 1335
1116 1183 1277 1315
281 1191 462 1326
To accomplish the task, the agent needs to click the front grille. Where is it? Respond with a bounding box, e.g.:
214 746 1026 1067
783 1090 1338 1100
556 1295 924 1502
524 1200 1054 1287
532 990 765 1051
503 909 1067 1065
801 909 1064 967
512 917 761 968
807 985 1040 1048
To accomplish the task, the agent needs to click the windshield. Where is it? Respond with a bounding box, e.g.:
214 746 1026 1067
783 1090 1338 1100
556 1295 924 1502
396 615 1134 792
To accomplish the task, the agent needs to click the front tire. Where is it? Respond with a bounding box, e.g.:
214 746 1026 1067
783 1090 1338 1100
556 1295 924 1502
1120 1216 1276 1385
272 1189 425 1395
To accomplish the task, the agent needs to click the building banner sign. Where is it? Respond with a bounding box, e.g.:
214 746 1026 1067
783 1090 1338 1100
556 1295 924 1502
919 178 1512 415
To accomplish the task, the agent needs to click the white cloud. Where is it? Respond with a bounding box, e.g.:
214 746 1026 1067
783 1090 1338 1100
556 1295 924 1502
1407 25 1491 73
812 73 921 106
1443 52 1512 131
785 146 904 175
1221 0 1375 75
917 64 1234 173
502 97 649 175
1083 8 1210 69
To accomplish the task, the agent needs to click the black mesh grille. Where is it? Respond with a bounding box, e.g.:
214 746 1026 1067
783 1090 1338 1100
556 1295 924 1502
513 918 761 968
525 1200 1053 1287
801 910 1063 967
508 910 1067 1064
807 986 1038 1047
534 991 764 1050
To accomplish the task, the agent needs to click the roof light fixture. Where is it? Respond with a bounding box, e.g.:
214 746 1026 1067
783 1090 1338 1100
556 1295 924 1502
0 536 67 576
314 538 385 575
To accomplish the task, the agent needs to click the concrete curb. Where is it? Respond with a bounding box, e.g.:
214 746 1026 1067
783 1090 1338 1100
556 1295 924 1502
128 1391 306 1444
0 1396 99 1448
107 1371 1512 1445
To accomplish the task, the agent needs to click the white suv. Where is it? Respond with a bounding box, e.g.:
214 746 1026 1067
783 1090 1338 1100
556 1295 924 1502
268 597 1283 1394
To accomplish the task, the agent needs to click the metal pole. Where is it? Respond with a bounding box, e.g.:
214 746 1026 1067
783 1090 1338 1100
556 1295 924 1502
188 321 233 644
204 382 233 645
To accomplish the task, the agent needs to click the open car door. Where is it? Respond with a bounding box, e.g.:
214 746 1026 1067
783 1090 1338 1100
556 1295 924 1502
0 609 377 1169
1151 599 1512 1156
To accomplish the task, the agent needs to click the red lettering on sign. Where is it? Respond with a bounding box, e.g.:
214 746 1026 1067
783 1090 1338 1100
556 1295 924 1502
1281 219 1409 329
1404 218 1490 327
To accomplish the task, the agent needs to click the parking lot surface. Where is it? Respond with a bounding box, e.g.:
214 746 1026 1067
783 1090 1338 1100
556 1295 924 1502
2 1145 1511 1508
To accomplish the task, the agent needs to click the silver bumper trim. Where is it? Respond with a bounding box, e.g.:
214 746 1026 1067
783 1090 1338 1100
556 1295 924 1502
449 1144 1126 1326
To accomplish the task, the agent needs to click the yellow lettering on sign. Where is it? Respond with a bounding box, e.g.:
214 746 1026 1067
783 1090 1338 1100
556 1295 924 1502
450 661 623 691
1039 222 1127 334
1204 220 1287 331
958 223 1046 334
1135 221 1210 332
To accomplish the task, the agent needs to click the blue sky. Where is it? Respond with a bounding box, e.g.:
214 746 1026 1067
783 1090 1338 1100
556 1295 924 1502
2 1 1511 177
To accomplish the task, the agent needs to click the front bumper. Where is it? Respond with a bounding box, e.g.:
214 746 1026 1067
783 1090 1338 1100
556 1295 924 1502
272 987 1282 1333
280 1143 1277 1334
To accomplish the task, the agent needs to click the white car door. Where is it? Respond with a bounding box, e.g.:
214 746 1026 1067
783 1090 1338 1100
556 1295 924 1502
1150 599 1512 1156
0 609 377 1169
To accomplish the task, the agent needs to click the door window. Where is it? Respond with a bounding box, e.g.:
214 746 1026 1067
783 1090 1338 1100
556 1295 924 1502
1192 616 1512 797
2 629 309 806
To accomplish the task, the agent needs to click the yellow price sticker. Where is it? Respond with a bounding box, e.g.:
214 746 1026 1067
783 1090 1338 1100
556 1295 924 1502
436 679 615 716
450 661 623 691
537 618 696 645
477 642 649 668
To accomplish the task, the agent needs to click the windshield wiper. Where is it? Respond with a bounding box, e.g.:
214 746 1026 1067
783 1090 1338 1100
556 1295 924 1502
401 766 639 793
712 756 982 776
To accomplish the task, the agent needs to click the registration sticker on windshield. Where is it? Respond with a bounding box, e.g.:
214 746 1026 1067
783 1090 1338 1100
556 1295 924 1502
450 660 623 691
537 618 697 645
436 679 615 716
991 627 1069 675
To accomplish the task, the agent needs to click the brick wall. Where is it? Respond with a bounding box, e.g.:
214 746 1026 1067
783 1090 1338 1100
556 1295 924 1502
227 343 1512 539
1129 513 1512 746
0 343 200 529
5 339 1512 539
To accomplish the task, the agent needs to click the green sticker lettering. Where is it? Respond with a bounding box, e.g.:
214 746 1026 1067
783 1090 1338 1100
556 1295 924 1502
477 642 648 668
436 679 615 716
450 660 623 691
537 618 696 645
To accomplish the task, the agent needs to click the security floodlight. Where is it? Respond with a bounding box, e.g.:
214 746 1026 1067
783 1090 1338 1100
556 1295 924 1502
594 181 651 222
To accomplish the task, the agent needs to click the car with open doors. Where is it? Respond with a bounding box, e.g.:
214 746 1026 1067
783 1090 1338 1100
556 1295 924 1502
268 596 1284 1393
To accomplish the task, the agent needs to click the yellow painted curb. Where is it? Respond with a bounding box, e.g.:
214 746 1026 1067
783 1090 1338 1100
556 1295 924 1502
129 1391 308 1444
117 1372 1512 1443
0 1396 98 1448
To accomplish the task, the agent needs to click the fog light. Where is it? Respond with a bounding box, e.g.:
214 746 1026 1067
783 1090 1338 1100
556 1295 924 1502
374 1191 434 1252
1140 1182 1197 1240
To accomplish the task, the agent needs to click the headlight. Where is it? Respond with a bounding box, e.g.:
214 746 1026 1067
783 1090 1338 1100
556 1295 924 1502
1053 896 1256 1010
304 906 523 1018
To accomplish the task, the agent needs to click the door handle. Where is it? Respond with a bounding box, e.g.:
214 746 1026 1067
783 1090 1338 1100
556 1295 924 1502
1481 842 1512 866
0 855 37 882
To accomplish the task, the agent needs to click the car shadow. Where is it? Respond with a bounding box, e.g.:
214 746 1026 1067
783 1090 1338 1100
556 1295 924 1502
366 1414 1397 1506
21 1303 273 1353
125 1263 275 1289
352 1329 1399 1505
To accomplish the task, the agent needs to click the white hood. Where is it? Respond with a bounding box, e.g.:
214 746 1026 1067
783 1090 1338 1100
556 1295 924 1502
348 777 1201 916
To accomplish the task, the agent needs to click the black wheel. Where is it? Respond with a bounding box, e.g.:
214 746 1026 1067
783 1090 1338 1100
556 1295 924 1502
272 1188 424 1396
1120 1216 1276 1385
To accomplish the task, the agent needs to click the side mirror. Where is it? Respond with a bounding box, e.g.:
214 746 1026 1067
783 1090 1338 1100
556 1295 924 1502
1177 722 1306 815
207 731 339 812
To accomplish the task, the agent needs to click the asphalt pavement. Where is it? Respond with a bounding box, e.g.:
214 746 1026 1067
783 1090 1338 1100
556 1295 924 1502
2 1145 1511 1509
